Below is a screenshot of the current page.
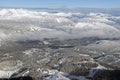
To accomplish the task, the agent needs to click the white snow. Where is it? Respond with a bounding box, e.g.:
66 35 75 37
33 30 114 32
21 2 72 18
23 48 40 56
36 58 50 64
43 73 70 80
0 70 17 78
37 68 88 80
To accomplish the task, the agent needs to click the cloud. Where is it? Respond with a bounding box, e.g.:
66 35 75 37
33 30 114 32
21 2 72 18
0 9 120 43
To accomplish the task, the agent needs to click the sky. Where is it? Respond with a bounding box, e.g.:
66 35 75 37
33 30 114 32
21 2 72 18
0 0 120 8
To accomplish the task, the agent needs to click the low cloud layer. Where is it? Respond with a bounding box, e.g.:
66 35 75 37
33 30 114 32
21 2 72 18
0 9 120 43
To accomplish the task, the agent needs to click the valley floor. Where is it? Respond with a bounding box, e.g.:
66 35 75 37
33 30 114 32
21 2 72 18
0 38 120 80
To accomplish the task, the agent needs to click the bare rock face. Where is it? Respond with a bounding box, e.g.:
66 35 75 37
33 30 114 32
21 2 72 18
59 54 95 73
71 62 98 76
